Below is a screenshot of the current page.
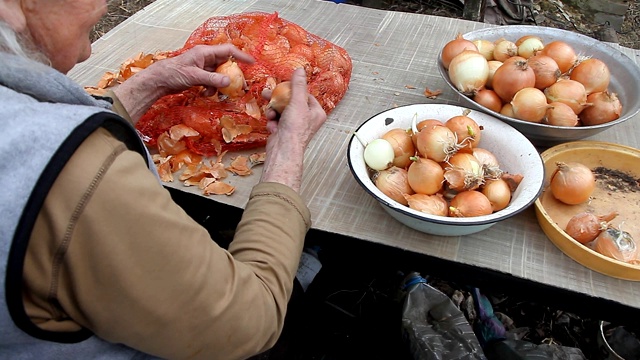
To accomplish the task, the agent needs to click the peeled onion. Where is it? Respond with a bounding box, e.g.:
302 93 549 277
407 157 445 195
540 40 578 74
404 193 449 216
579 91 622 126
268 81 292 113
510 87 550 123
374 166 414 205
549 161 596 205
441 34 478 70
565 211 618 244
492 56 536 103
364 138 395 171
449 190 493 217
569 58 610 94
448 50 490 96
216 59 246 98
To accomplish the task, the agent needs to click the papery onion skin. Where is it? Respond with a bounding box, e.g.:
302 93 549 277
528 54 561 90
549 161 596 205
543 102 579 127
404 193 449 216
510 87 550 123
407 157 445 195
544 79 589 115
449 190 493 217
448 50 489 96
482 178 512 212
382 128 416 169
579 91 622 126
593 227 638 263
570 58 610 94
492 56 535 103
540 40 578 74
374 166 414 205
473 88 503 113
565 211 618 244
441 33 478 70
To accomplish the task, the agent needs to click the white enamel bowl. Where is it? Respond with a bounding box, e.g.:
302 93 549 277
347 103 545 236
437 26 640 148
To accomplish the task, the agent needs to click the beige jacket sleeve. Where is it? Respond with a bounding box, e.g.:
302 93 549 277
25 127 311 360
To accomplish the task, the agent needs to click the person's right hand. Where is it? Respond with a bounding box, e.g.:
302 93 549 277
260 68 327 192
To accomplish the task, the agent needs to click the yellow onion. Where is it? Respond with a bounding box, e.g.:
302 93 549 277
407 157 444 195
485 60 503 89
448 50 489 96
415 124 460 162
593 227 638 263
382 128 416 169
472 148 502 179
540 40 578 74
268 81 292 113
543 102 579 127
517 37 544 59
473 39 495 61
403 193 449 216
216 59 246 99
493 39 518 62
500 103 515 117
444 111 482 150
579 91 622 126
549 161 596 205
441 33 478 70
565 211 618 244
510 87 551 123
374 166 414 205
544 79 589 115
528 54 561 90
492 56 535 103
449 190 493 217
444 152 484 191
569 58 610 94
473 88 503 113
481 178 512 212
411 118 445 147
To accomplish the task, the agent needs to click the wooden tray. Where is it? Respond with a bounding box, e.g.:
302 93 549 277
534 141 640 280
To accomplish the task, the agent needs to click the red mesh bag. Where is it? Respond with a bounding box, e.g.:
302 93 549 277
136 12 352 156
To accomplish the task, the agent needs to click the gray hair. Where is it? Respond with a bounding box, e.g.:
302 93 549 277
0 20 49 65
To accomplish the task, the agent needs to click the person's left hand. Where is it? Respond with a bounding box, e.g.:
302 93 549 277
113 44 254 122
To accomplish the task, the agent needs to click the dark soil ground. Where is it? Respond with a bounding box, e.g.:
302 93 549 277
93 1 640 359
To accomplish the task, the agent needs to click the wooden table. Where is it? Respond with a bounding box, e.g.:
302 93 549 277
70 0 640 325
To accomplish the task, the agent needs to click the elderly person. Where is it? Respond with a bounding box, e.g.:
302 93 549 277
0 0 327 359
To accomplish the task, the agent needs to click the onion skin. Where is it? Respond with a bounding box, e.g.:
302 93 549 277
565 211 618 244
448 50 489 96
593 227 638 263
404 193 449 216
441 33 478 70
579 91 622 126
570 58 610 94
374 166 414 205
549 161 596 205
492 56 535 103
407 157 445 195
449 190 493 217
382 128 416 169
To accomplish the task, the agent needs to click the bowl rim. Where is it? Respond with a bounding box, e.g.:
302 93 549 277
347 103 545 227
437 25 640 131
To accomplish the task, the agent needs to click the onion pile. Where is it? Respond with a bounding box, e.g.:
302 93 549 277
440 34 623 127
364 111 524 218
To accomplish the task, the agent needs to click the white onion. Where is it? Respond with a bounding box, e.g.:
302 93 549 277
364 138 395 171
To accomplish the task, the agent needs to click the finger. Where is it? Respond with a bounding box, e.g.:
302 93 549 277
198 44 255 67
288 68 308 104
261 88 273 101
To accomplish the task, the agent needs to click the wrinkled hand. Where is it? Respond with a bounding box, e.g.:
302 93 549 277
113 44 254 122
260 68 327 192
